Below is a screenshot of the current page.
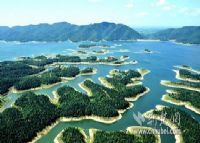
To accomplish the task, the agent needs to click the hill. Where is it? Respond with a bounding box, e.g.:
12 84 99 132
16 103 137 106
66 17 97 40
0 22 142 42
151 26 200 44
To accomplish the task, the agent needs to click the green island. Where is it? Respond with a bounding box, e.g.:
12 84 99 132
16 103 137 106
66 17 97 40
10 66 96 93
143 105 200 143
79 43 110 48
47 55 137 67
0 54 136 96
161 80 200 92
54 126 160 143
162 89 200 114
173 66 200 82
54 127 87 143
160 65 200 114
144 49 152 54
80 67 97 75
92 49 109 55
73 50 109 56
174 65 200 74
0 69 149 143
120 55 129 61
77 50 87 54
0 61 45 95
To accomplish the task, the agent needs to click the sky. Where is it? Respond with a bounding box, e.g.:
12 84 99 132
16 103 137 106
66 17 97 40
0 0 200 27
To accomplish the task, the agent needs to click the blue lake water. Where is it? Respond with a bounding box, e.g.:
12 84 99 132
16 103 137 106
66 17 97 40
0 40 200 143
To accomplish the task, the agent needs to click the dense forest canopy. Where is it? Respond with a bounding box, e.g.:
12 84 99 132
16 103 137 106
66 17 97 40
153 107 200 143
151 26 200 44
0 22 142 42
0 61 44 95
0 92 59 143
0 68 149 143
0 54 127 95
168 88 200 108
14 66 80 91
61 127 86 143
93 130 156 143
59 127 157 143
179 69 200 80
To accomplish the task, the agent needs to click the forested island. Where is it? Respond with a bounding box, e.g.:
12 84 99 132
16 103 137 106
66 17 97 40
81 67 97 75
0 64 96 95
161 66 200 91
144 49 152 54
161 80 200 92
162 89 200 114
0 54 135 96
12 66 95 92
79 43 110 48
0 69 150 143
0 61 45 95
54 127 87 143
54 126 160 143
144 105 200 143
174 66 200 82
161 66 200 114
73 49 109 56
174 65 200 74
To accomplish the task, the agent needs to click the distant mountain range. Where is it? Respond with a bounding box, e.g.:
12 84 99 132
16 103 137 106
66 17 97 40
150 26 200 44
0 22 142 42
0 22 199 44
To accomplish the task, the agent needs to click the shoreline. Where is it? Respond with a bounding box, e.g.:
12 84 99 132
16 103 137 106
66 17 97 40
138 69 151 77
29 114 122 143
127 126 161 143
162 94 200 115
89 126 161 143
143 105 183 143
125 87 150 102
51 91 60 105
98 77 114 88
72 50 110 56
53 129 64 143
160 80 200 92
80 68 97 76
126 81 142 87
30 80 150 143
169 40 199 46
118 102 134 114
131 69 151 81
4 70 97 100
0 70 98 112
10 80 68 94
173 69 200 83
174 65 200 74
45 60 138 68
79 81 93 96
54 128 88 143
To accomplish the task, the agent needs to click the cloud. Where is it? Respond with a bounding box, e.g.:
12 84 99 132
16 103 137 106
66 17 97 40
125 0 134 9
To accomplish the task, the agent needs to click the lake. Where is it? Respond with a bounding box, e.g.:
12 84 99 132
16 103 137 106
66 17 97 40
0 40 200 143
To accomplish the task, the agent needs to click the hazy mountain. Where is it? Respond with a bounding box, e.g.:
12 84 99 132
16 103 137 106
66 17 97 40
151 26 200 44
0 22 142 42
